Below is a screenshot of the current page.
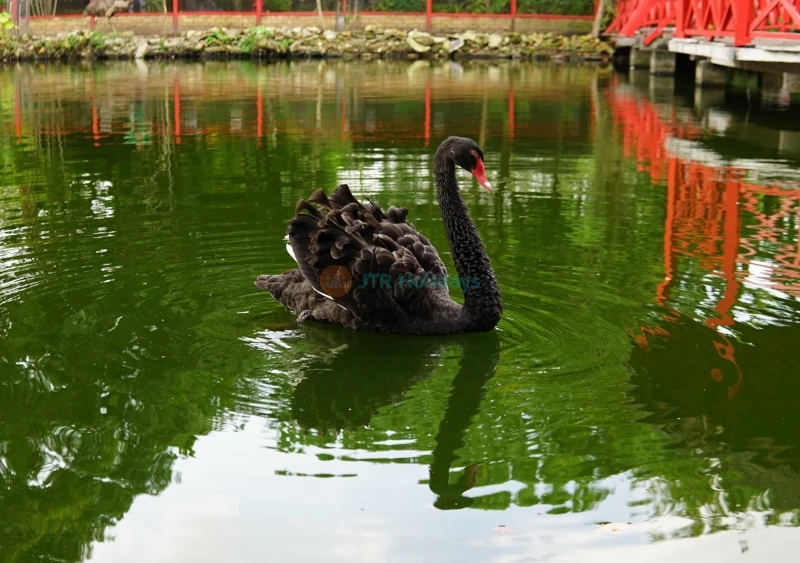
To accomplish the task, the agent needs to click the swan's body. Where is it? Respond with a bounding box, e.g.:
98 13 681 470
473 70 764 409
255 136 502 334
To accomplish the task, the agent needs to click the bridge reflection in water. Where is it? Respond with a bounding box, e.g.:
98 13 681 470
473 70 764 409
608 74 800 408
604 76 800 528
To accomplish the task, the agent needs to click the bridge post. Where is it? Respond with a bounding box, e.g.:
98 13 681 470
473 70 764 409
784 73 800 94
759 72 794 107
761 72 800 93
695 61 727 88
650 50 675 75
630 47 650 69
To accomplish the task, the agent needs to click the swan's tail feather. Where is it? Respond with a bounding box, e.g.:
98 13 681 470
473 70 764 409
255 269 355 327
308 188 331 209
254 274 281 293
255 269 319 315
329 184 358 209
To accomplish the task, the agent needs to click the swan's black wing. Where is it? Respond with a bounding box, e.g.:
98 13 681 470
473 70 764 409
287 184 451 321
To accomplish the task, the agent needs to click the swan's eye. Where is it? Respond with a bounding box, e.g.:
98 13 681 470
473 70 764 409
470 150 478 158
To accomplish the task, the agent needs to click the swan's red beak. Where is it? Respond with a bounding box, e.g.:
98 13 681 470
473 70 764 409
472 159 492 192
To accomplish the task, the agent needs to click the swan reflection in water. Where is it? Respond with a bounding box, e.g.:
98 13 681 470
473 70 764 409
286 327 501 510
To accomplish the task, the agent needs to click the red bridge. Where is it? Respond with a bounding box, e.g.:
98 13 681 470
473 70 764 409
607 0 800 46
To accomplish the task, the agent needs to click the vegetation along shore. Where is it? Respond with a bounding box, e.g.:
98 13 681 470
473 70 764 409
0 26 614 63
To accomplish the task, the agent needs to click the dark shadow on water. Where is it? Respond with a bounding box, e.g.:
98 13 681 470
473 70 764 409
290 326 500 510
628 312 800 516
429 333 500 510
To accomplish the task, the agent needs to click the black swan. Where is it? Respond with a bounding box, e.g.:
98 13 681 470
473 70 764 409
255 136 502 334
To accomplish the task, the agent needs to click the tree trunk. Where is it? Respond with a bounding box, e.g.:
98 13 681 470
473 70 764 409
335 0 344 31
317 0 325 29
591 0 606 39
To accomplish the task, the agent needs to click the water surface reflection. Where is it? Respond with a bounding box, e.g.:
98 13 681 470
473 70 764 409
0 61 798 562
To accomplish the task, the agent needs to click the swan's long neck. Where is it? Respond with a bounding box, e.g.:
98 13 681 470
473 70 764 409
434 150 502 330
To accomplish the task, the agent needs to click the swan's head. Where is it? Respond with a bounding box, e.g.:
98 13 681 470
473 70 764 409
448 137 492 192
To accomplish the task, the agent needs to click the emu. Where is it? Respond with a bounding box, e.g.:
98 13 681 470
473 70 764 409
83 0 135 32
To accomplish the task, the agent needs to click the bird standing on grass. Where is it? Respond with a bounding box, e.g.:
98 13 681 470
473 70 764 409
83 0 134 33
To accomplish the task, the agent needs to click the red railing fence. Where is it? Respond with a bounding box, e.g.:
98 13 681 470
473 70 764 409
4 0 595 34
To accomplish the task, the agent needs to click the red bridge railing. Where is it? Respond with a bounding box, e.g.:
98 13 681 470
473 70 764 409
607 0 800 46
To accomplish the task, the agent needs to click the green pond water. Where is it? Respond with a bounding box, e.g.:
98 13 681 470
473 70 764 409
1 60 799 562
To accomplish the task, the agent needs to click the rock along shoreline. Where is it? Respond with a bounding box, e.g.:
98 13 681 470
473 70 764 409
0 26 614 63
